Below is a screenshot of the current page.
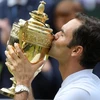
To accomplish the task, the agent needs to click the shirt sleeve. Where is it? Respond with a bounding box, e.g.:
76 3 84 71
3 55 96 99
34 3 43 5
54 88 90 100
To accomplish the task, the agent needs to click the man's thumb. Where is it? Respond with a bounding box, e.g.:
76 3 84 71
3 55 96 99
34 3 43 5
32 60 45 72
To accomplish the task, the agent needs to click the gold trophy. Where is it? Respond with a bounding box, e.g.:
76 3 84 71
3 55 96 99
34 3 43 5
0 1 54 98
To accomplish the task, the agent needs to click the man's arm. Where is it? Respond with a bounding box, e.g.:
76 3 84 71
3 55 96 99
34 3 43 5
14 86 34 100
28 86 34 100
5 43 44 100
14 92 29 100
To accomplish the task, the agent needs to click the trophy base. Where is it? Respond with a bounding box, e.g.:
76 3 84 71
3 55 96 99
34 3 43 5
0 88 14 98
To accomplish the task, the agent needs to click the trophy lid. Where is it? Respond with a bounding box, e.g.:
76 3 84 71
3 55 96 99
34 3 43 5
16 1 54 48
29 1 48 23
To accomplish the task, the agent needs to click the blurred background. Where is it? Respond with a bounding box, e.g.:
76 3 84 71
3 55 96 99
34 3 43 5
0 0 100 99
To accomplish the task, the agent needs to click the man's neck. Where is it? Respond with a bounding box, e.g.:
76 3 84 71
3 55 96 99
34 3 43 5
59 61 84 80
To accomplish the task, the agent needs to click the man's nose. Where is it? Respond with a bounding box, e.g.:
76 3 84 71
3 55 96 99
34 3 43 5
54 32 59 40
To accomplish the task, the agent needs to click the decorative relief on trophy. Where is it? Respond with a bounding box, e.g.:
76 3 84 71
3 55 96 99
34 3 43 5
0 1 54 98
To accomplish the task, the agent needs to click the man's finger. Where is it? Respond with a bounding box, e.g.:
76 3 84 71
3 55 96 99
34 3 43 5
7 45 20 60
32 60 45 72
5 61 15 72
5 50 15 65
14 43 25 59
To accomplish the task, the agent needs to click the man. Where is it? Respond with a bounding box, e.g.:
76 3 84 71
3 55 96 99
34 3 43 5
5 13 100 100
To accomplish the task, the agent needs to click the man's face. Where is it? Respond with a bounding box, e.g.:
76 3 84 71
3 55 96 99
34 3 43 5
49 18 82 61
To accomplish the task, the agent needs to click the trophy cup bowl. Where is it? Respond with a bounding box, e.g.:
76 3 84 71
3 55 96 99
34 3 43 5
0 1 54 98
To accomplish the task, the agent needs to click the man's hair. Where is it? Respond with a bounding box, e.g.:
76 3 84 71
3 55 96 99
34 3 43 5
68 13 100 69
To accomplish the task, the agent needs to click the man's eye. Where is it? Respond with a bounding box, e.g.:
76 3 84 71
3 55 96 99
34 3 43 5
61 34 64 36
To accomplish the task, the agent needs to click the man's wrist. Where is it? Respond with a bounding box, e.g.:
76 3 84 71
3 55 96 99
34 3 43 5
16 81 31 87
15 85 30 94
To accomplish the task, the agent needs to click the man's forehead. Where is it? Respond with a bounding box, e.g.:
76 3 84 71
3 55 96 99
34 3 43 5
62 19 82 31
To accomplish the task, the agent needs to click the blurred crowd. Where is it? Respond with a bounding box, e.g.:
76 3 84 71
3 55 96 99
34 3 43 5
0 0 100 99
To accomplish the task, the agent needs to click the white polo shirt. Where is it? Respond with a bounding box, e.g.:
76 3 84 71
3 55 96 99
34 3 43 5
54 69 100 100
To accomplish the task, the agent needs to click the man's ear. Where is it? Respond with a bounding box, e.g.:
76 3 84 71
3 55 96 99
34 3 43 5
71 46 83 57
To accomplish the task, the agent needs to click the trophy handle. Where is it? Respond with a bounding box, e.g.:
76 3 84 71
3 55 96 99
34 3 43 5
18 21 28 49
33 54 48 78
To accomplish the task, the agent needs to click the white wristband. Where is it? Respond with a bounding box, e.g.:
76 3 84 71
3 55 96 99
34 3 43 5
15 85 30 94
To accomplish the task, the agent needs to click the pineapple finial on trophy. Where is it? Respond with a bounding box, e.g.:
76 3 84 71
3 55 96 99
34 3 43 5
37 1 46 14
29 1 48 23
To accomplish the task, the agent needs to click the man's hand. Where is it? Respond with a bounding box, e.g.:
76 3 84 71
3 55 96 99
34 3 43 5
5 43 45 87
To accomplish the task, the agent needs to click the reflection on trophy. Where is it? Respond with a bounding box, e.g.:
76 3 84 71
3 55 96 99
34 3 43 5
0 1 54 98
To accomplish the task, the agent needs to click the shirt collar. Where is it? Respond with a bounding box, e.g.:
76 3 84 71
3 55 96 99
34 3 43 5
7 0 28 7
61 69 93 88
